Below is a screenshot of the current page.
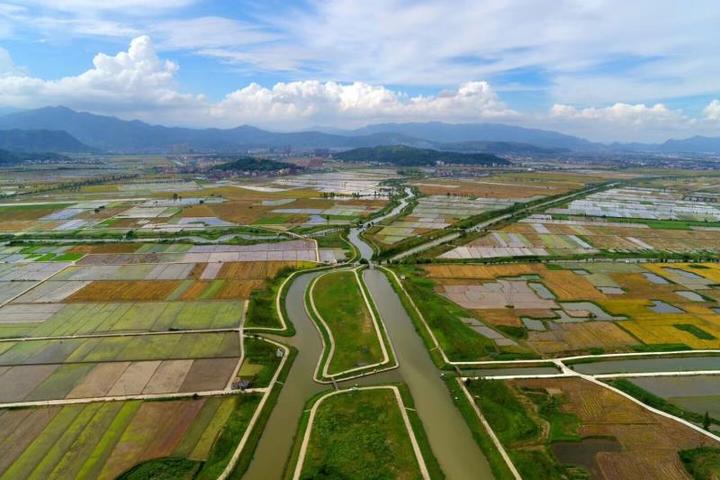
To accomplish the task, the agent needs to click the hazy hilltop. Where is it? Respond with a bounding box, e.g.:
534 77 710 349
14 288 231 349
1 106 719 155
0 129 91 153
335 145 510 166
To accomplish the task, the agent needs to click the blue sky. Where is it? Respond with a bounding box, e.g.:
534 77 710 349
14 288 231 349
0 0 719 142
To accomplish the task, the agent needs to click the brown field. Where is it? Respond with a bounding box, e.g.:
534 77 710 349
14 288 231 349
99 400 205 480
418 261 720 356
68 244 140 255
178 358 237 392
215 280 265 299
66 280 182 302
509 377 718 479
0 406 61 474
179 281 212 300
218 261 298 280
527 322 636 354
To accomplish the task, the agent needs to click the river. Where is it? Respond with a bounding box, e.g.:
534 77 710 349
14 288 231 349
243 184 493 479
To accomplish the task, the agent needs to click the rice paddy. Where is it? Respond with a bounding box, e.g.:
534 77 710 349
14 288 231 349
464 377 718 479
0 394 260 479
412 261 720 358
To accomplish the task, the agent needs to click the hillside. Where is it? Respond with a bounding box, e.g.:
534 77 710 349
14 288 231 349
210 156 302 173
0 129 91 153
0 107 424 153
334 145 510 166
0 149 71 165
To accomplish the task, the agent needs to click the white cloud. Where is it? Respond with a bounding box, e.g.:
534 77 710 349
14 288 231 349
550 102 686 126
211 80 517 128
0 36 203 116
0 36 516 128
151 17 276 51
0 35 717 142
704 100 720 121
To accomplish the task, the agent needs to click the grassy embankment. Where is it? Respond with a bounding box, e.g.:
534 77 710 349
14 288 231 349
386 265 538 364
462 378 583 480
285 386 443 480
310 270 389 377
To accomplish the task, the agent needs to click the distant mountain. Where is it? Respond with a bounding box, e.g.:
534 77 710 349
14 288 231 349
210 155 302 173
346 122 598 151
0 107 426 153
0 149 71 165
658 136 720 154
0 129 91 153
2 107 718 155
335 145 510 167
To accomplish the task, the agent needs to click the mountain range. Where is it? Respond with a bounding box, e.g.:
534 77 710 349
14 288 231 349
0 106 718 155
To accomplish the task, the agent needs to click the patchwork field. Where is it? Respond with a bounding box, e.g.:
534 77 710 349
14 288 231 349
403 261 720 358
0 394 260 480
550 186 720 222
0 175 389 233
464 377 717 479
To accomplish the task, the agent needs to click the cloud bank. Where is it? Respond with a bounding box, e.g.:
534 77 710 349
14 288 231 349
0 36 718 141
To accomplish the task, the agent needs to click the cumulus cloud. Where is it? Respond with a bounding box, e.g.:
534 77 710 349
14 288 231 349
704 100 720 121
0 37 517 127
212 80 516 127
550 102 687 126
0 35 203 116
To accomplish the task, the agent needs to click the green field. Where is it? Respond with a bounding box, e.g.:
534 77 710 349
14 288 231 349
0 394 260 480
0 331 240 365
0 301 244 339
311 270 385 375
298 388 425 480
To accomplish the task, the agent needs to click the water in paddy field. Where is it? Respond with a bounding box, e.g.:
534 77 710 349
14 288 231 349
573 355 720 375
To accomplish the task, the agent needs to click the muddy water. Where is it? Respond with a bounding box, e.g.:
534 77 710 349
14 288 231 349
245 185 493 479
243 272 327 480
363 268 493 479
348 227 374 261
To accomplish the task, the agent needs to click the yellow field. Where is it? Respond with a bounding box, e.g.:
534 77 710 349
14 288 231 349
422 261 720 356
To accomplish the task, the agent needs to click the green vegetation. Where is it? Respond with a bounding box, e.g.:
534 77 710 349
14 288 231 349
609 379 720 428
298 388 430 480
335 145 508 167
443 377 517 480
229 347 297 479
0 149 71 166
464 379 585 480
311 270 385 375
194 395 261 480
241 337 282 388
674 324 717 340
211 155 302 173
245 266 297 333
117 458 200 480
466 379 539 445
680 447 720 479
390 265 532 362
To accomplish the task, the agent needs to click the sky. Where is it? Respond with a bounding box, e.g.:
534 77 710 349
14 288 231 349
0 0 718 142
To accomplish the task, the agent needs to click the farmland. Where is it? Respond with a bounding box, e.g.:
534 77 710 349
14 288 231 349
0 173 390 235
0 394 260 479
397 261 720 358
463 376 718 479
